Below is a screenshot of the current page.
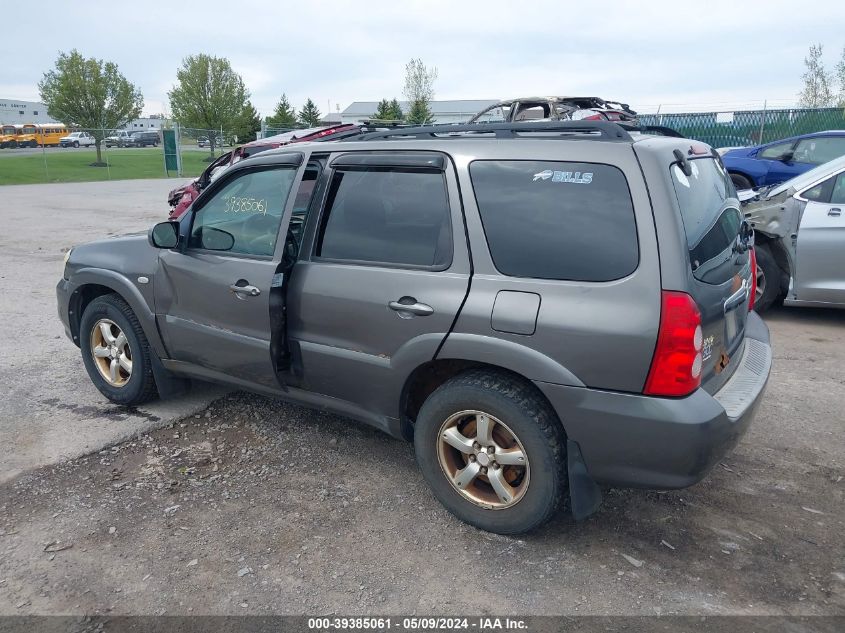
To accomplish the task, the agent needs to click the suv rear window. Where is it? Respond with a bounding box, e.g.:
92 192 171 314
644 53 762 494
670 157 742 283
469 161 638 281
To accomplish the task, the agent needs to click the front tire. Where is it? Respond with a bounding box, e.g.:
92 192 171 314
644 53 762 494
414 370 567 534
730 172 753 190
753 244 783 312
73 141 79 148
79 294 158 406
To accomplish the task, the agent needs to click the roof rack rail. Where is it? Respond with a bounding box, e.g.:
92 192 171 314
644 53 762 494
347 120 633 142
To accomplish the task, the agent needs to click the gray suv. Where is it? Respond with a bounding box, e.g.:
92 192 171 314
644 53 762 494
57 122 771 534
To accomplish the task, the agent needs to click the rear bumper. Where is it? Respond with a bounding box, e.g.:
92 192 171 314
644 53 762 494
536 311 771 490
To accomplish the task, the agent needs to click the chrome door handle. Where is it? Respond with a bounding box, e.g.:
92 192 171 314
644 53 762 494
229 283 261 297
829 208 841 217
389 299 434 316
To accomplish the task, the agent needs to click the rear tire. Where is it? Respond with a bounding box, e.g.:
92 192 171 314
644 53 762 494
79 294 158 406
414 370 567 534
754 243 782 312
730 172 753 190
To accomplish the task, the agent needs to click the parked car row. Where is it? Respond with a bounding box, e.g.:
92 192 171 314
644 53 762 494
103 130 160 147
61 118 771 536
196 136 231 148
721 130 845 189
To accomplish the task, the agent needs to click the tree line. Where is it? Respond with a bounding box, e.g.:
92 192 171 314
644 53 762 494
37 50 441 166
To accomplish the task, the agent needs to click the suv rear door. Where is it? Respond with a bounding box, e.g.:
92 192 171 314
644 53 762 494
664 150 753 392
284 151 471 419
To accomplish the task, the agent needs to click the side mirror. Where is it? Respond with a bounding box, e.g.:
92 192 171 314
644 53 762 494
149 221 179 249
778 150 794 163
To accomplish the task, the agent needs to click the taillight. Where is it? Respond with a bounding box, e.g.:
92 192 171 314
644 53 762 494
644 291 703 397
748 247 757 312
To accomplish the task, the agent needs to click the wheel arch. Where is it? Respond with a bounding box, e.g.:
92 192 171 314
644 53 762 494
728 169 756 187
68 270 166 358
399 359 568 441
754 234 791 294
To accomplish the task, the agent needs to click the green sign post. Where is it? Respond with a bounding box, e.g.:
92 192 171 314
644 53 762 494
162 128 181 176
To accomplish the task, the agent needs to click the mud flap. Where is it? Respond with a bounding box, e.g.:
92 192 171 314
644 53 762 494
567 439 603 520
150 352 190 399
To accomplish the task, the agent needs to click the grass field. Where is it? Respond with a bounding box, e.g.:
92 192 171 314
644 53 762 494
0 148 217 185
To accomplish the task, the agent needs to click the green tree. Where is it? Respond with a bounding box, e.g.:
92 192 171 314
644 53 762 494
389 98 404 121
835 46 845 107
266 93 297 130
168 54 247 157
232 100 261 144
373 98 405 122
402 58 437 125
406 99 434 125
798 43 834 107
38 49 143 165
298 98 322 127
373 98 393 120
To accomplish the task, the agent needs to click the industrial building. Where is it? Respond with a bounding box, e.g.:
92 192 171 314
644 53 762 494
0 98 164 129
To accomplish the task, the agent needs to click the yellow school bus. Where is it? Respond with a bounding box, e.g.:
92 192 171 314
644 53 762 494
8 123 69 148
35 123 68 147
15 123 40 147
0 124 19 148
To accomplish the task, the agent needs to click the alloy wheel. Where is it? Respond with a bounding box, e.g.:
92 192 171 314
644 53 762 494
437 410 530 509
755 263 766 303
90 319 132 387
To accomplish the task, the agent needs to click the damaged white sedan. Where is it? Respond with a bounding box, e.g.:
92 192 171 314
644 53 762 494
741 154 845 311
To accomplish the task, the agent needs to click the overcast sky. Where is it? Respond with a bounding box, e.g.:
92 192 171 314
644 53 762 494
2 0 844 117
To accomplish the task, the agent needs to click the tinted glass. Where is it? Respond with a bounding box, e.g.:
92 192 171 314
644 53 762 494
317 168 451 267
831 173 845 205
189 167 297 257
670 157 743 283
802 177 834 203
470 161 638 281
794 136 845 165
759 141 793 160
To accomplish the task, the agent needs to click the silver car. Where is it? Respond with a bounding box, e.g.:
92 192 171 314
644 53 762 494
742 154 845 310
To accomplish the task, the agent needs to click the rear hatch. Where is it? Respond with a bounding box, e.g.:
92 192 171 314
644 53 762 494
669 153 754 393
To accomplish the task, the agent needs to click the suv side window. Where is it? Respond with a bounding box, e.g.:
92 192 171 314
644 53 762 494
315 168 452 268
759 141 793 160
470 161 638 281
189 167 298 257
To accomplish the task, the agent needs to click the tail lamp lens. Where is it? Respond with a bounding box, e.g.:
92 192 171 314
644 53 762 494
644 291 703 397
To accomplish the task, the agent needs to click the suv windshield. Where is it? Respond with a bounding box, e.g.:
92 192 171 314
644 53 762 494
670 157 742 284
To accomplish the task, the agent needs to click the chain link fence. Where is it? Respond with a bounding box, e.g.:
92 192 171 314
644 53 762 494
639 106 845 148
3 108 845 184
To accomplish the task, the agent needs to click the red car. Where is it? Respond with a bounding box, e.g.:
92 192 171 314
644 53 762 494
168 124 359 220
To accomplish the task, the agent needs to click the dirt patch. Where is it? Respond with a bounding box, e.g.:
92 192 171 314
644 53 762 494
0 389 842 616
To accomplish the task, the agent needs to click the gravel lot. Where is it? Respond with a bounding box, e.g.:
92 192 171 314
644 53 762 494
0 180 843 617
0 181 226 484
